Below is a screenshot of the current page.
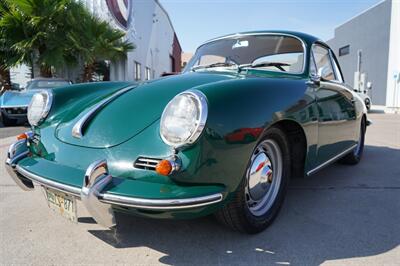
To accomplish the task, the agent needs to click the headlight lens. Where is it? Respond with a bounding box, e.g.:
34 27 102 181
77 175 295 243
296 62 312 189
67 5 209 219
160 90 208 148
27 90 53 126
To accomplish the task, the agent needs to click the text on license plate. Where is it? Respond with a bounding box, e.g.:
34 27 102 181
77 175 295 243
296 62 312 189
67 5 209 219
45 188 77 223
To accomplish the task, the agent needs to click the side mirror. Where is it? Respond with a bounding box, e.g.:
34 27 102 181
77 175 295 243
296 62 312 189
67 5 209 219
309 73 321 86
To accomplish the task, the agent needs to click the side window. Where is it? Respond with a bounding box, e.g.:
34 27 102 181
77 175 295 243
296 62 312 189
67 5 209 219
329 51 344 83
312 45 335 81
309 53 317 75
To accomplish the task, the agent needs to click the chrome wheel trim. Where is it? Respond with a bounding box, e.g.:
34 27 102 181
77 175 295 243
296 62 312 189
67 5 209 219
245 139 283 217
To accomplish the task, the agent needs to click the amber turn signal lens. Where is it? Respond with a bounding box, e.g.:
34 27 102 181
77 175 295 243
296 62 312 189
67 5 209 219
155 160 173 176
17 133 28 140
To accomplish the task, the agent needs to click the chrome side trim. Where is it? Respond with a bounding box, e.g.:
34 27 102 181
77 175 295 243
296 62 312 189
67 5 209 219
99 193 223 210
307 144 357 176
72 86 134 138
81 160 116 228
15 165 81 197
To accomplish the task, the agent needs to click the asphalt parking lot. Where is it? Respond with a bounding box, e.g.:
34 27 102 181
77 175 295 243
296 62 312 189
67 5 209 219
0 113 399 265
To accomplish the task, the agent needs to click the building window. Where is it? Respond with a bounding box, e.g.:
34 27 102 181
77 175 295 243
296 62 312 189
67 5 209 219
170 55 176 72
134 61 141 80
339 45 350 56
145 67 151 80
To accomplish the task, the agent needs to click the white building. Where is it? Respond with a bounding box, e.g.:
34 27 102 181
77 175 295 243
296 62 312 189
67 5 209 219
83 0 182 81
327 0 400 110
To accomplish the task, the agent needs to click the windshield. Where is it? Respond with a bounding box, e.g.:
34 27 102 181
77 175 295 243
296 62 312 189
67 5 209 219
26 80 70 90
185 35 305 74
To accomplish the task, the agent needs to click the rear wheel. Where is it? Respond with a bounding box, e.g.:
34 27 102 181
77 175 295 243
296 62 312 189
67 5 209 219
215 127 291 233
340 118 366 165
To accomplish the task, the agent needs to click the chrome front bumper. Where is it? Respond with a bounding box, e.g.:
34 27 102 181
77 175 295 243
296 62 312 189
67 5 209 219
5 138 223 228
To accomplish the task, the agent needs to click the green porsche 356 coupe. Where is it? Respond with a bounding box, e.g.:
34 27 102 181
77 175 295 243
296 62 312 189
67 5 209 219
6 31 370 233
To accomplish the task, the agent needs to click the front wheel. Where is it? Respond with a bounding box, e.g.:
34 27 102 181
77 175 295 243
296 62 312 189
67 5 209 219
215 127 291 233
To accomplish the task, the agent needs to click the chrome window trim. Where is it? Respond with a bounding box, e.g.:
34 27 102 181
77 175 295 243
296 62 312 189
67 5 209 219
188 33 308 75
311 43 341 82
328 49 344 83
72 85 134 138
160 89 208 149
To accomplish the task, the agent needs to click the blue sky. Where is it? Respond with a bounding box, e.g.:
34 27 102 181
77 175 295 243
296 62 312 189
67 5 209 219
159 0 382 52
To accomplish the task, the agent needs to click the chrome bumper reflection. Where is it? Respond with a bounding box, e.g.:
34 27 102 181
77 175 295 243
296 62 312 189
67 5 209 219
5 139 34 191
5 139 223 228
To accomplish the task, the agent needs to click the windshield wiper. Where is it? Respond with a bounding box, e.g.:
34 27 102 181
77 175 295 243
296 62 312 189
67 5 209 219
191 62 238 72
239 62 290 72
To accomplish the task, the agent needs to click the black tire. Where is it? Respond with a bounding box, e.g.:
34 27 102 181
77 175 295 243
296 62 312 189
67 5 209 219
215 127 291 234
1 114 17 127
340 118 366 165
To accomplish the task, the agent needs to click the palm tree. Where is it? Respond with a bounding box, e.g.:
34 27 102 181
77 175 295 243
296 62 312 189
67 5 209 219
0 0 16 89
68 14 134 82
1 0 134 81
1 0 91 78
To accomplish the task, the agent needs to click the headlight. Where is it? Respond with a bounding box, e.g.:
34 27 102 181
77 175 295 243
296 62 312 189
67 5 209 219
27 90 53 126
160 90 208 148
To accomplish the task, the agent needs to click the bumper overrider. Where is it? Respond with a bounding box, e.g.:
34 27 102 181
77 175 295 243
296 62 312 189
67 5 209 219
5 137 223 228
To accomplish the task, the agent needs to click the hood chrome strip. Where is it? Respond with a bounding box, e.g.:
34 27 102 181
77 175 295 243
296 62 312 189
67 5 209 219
72 86 134 138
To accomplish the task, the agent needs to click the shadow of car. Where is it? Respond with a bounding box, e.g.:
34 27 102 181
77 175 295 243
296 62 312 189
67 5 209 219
87 145 399 265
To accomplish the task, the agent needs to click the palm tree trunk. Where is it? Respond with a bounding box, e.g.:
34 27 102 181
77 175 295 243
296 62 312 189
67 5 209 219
40 65 52 78
82 63 94 82
0 66 11 90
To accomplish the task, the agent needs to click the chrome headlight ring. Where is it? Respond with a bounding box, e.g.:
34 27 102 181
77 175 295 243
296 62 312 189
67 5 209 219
27 90 53 126
160 89 208 149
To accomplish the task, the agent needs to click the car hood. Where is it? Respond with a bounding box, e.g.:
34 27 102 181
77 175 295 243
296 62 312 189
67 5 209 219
55 72 240 148
0 90 36 107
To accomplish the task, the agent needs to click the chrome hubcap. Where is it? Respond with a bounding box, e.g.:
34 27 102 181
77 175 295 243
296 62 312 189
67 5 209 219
245 139 282 216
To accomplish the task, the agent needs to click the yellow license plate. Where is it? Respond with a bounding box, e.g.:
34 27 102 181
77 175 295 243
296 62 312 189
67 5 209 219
45 188 77 223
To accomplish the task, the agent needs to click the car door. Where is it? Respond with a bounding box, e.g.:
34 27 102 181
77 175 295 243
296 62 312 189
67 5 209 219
311 43 357 165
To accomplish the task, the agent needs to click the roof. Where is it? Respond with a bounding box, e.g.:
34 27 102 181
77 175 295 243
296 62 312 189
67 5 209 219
201 30 322 49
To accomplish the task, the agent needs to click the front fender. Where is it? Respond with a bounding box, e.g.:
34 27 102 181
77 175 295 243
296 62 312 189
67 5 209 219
173 77 313 194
